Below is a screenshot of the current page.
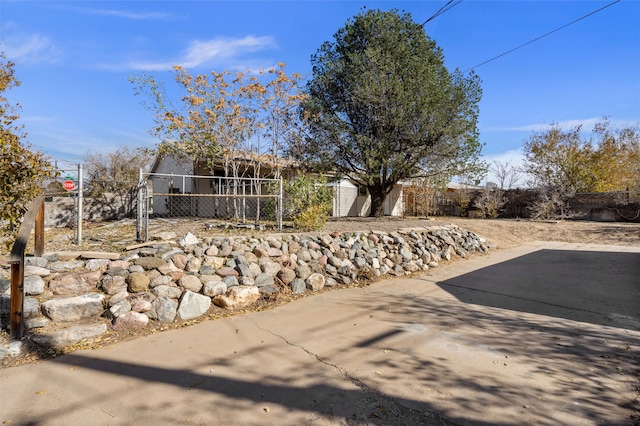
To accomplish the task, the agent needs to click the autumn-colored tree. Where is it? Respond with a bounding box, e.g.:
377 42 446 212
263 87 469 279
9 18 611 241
0 55 57 244
130 63 305 176
588 118 640 192
130 63 306 220
522 119 640 193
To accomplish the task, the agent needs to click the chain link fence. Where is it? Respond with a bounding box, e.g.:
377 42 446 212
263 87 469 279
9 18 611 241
137 173 283 241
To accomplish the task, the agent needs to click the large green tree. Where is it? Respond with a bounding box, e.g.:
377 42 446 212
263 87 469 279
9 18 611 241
292 8 484 217
0 55 57 244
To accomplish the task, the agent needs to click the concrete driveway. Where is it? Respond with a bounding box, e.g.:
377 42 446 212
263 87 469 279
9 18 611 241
1 241 639 425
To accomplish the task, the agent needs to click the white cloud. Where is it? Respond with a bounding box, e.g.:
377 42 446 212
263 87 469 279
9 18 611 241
69 7 173 20
489 117 640 133
120 35 277 71
1 30 59 63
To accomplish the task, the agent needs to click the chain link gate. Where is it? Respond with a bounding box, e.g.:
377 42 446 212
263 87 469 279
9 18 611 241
136 172 283 242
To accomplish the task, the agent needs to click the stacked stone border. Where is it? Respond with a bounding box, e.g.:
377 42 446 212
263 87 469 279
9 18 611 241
1 225 489 359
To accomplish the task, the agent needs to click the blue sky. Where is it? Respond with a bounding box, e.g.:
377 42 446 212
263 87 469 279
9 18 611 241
2 0 639 177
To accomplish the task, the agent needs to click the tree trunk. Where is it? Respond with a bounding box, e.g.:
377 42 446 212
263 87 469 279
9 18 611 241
368 185 387 217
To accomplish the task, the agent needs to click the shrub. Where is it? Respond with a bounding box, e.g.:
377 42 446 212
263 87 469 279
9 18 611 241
283 176 333 231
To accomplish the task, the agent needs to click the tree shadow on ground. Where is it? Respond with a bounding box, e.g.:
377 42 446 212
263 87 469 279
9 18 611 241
434 249 640 331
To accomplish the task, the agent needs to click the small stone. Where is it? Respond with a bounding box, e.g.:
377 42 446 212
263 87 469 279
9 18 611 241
113 311 149 330
306 273 325 291
216 267 239 277
172 254 188 270
290 278 306 294
223 276 240 287
178 232 199 248
128 272 150 293
203 281 227 297
179 274 203 293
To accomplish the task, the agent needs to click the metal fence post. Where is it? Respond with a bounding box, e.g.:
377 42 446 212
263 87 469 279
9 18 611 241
76 163 83 244
136 168 144 242
278 177 283 232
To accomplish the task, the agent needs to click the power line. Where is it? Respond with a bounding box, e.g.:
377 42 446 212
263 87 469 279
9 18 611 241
464 0 621 72
421 0 464 26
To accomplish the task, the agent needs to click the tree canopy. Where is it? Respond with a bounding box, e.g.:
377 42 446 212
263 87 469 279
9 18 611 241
522 118 640 193
129 63 306 178
0 55 57 243
291 8 484 216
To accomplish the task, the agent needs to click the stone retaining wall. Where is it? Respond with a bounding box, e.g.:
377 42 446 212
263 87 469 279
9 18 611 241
1 225 489 356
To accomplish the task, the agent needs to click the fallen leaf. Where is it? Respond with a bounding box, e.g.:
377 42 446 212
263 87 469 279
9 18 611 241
35 389 47 395
375 371 383 375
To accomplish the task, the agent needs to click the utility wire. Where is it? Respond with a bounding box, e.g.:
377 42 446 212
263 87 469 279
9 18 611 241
421 0 464 27
464 0 621 72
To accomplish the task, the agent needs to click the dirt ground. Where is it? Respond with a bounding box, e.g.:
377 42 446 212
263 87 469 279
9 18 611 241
320 216 640 250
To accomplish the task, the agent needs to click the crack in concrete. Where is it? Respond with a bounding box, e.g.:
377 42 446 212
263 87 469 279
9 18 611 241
245 316 458 425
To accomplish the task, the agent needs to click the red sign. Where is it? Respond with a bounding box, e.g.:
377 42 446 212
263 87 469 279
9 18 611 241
63 180 76 191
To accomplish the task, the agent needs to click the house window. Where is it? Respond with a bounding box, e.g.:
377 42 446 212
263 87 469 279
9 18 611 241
358 186 368 196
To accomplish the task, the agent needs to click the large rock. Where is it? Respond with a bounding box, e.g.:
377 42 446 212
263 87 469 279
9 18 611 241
254 273 274 287
31 324 108 351
261 261 281 277
100 275 127 295
203 281 227 297
290 278 306 294
152 285 183 299
84 259 110 271
177 290 211 320
277 268 296 285
178 274 203 293
49 270 103 296
171 254 188 270
24 275 45 295
41 293 105 322
48 260 85 273
152 296 178 323
135 257 167 271
213 286 260 310
24 265 51 277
